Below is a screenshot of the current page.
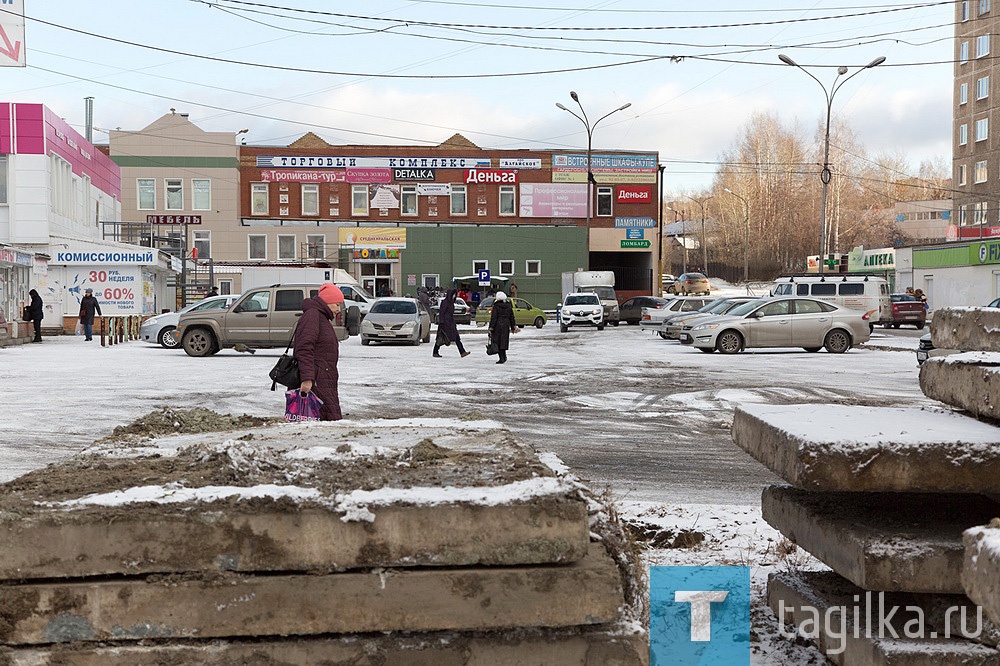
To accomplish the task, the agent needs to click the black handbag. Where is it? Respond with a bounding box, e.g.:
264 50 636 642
485 333 499 356
22 306 31 322
269 328 300 391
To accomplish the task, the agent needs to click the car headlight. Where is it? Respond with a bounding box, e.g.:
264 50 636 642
592 308 602 315
361 320 374 331
400 321 417 332
561 309 570 316
691 323 721 332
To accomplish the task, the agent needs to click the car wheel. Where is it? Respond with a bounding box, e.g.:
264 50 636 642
182 328 216 357
412 336 421 346
361 338 371 346
803 347 821 353
534 316 545 328
715 330 743 354
658 331 668 339
891 323 900 329
422 330 431 343
824 329 851 354
158 326 178 348
869 324 875 333
612 320 619 327
915 323 925 330
597 323 605 331
345 306 361 337
560 324 568 333
698 347 715 354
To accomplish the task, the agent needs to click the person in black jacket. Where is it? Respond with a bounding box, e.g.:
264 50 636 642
78 288 103 341
433 289 470 358
488 291 519 364
26 289 43 342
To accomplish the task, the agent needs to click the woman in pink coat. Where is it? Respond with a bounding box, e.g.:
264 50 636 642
294 283 344 421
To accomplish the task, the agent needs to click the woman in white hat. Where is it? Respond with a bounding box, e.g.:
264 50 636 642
488 291 519 364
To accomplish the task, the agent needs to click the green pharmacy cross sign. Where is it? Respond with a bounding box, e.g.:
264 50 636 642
621 239 651 249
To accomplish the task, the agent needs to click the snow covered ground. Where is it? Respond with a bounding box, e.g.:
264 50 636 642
0 295 940 663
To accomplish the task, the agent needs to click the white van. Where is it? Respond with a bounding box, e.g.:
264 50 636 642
771 275 891 328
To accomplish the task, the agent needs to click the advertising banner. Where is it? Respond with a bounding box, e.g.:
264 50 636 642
338 227 407 249
519 183 587 218
552 153 658 184
259 170 346 183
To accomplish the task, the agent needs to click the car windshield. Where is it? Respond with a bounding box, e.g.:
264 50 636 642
565 295 599 306
891 294 917 302
585 286 615 300
701 298 734 313
727 298 770 316
682 273 707 281
371 300 417 315
479 297 495 308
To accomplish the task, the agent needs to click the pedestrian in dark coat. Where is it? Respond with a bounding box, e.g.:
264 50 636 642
433 288 470 358
78 288 103 341
26 289 43 342
488 291 519 364
294 283 344 421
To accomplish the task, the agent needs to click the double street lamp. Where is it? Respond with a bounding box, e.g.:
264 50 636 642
683 195 712 273
556 92 632 228
724 188 750 284
778 54 885 273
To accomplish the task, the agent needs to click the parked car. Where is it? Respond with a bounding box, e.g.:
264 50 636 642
666 272 711 296
475 296 547 328
662 296 757 340
916 297 1000 364
141 294 240 348
177 284 358 357
638 296 712 333
885 293 926 329
559 293 604 332
619 296 671 325
689 296 871 354
430 296 472 325
360 297 432 346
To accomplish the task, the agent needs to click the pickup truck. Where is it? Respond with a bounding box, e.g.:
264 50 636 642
886 293 926 330
176 284 359 357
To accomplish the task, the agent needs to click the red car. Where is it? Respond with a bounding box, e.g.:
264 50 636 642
886 293 926 330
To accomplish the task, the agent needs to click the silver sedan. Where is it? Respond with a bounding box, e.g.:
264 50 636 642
360 297 432 346
689 296 871 354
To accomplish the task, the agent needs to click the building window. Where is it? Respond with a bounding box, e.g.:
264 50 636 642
959 205 968 225
165 178 183 210
961 41 970 63
472 259 488 273
192 179 211 211
251 183 268 215
499 260 514 275
975 201 989 224
525 260 541 276
960 123 969 145
278 234 296 260
302 184 319 216
499 185 516 216
958 163 968 186
218 279 233 295
137 178 155 210
976 117 989 141
401 186 418 216
352 185 368 216
450 185 467 215
248 235 266 260
306 234 325 259
596 186 613 216
963 0 971 19
975 160 989 183
193 230 211 259
977 34 990 58
978 76 990 99
981 0 991 14
50 153 74 217
961 82 969 104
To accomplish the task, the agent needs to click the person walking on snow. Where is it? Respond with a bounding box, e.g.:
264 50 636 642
488 291 519 364
26 289 43 342
294 283 344 421
433 288 471 358
78 288 102 341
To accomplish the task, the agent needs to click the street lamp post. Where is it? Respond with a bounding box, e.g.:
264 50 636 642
665 206 687 275
683 195 713 273
778 54 885 273
556 92 632 229
724 188 750 284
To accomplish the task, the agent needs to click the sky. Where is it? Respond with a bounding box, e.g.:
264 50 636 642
6 1 955 193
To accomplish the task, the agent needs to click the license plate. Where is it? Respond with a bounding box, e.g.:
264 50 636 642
378 331 395 337
679 333 691 342
917 351 928 361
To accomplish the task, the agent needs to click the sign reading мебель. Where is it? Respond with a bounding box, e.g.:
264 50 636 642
0 0 24 67
650 566 750 665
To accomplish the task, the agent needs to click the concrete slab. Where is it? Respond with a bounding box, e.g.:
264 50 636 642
0 628 648 666
0 420 589 578
921 354 1000 419
762 485 1000 594
964 524 1000 628
733 404 1000 492
932 308 1000 353
0 542 623 645
768 570 1000 665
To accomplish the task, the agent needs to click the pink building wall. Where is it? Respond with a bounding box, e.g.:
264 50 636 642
0 102 120 198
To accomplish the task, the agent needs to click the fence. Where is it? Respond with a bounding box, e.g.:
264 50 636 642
101 316 143 347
